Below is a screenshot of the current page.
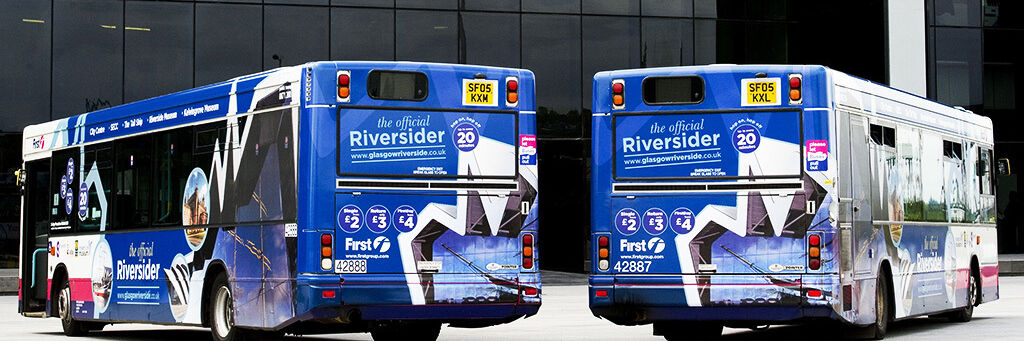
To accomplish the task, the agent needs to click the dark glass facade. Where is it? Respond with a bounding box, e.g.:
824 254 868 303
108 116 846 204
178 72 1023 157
2 0 1013 269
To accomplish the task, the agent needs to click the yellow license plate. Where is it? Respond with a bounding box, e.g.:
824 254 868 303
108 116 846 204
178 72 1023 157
463 79 498 106
742 78 781 106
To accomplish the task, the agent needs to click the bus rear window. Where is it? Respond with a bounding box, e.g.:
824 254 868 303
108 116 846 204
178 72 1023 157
367 70 428 101
642 76 704 105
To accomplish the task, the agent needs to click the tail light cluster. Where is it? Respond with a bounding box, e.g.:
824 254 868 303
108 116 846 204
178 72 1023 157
788 73 802 104
808 233 821 270
597 235 610 271
337 70 351 102
320 233 333 271
522 233 535 270
506 76 519 107
611 79 625 110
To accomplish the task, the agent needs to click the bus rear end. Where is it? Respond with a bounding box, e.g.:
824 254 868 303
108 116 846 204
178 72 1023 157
298 62 538 339
589 65 838 337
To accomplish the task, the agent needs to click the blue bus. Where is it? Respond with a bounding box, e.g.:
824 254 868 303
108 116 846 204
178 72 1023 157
589 65 998 339
17 61 540 341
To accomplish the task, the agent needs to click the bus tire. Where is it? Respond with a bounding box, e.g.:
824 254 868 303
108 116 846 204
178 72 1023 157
870 272 892 340
209 272 242 341
58 281 89 337
947 270 977 323
369 321 442 341
660 322 723 341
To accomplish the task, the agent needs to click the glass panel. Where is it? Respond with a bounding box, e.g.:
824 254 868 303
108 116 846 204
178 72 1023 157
583 0 639 15
583 16 641 113
0 0 50 130
523 0 580 14
331 7 395 61
50 149 77 234
983 0 1024 28
396 10 458 63
80 146 113 232
463 0 519 11
332 0 394 7
641 18 693 67
125 1 194 102
523 14 581 138
935 0 981 27
266 0 328 5
53 0 123 118
154 128 193 226
264 5 330 69
694 19 716 64
115 136 153 229
195 3 262 86
695 0 787 20
710 21 788 64
934 27 983 110
642 0 690 17
896 125 924 221
461 12 520 68
397 0 456 9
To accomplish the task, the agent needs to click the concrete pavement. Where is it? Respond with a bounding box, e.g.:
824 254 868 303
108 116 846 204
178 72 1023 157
1 277 1022 341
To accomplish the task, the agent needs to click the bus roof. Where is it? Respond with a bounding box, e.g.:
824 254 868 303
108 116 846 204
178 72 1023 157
22 61 531 159
593 64 992 142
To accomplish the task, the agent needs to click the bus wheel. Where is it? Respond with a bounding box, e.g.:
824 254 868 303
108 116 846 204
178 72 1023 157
870 273 891 340
659 322 723 340
210 273 241 341
369 321 442 341
947 272 977 323
58 281 89 337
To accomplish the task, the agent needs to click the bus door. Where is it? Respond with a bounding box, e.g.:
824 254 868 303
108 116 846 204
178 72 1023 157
19 159 50 314
838 111 873 277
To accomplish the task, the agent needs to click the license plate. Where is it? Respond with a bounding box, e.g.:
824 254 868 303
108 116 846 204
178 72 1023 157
335 259 367 274
742 78 781 106
463 79 498 106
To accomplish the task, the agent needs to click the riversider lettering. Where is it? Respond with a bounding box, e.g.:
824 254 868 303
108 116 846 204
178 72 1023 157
622 132 721 154
350 128 445 147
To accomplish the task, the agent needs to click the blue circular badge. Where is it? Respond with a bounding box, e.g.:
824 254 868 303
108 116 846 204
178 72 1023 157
453 123 479 152
614 208 641 236
60 175 68 199
642 208 668 235
337 205 364 233
393 205 418 233
670 208 696 234
66 158 75 182
78 183 89 219
732 124 761 153
366 205 390 233
64 187 74 215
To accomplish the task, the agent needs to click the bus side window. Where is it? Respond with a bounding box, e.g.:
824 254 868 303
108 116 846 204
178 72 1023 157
153 128 193 226
979 148 996 223
869 123 897 222
49 148 78 234
114 135 154 230
79 145 113 232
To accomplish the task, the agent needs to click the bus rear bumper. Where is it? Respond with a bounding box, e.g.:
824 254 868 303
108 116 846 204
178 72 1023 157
589 274 839 325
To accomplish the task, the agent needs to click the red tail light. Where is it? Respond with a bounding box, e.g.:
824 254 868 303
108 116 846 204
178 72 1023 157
322 290 336 299
611 79 625 110
522 233 535 269
321 233 333 271
597 235 610 271
595 290 608 297
524 287 538 296
506 76 519 106
807 289 822 298
788 73 802 104
337 70 351 102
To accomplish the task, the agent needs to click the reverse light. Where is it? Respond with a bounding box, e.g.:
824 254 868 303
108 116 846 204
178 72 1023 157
788 73 802 104
506 76 519 106
522 233 535 270
337 70 352 102
611 79 625 110
597 235 610 271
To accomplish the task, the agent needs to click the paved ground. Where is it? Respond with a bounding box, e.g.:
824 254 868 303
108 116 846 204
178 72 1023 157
1 277 1021 341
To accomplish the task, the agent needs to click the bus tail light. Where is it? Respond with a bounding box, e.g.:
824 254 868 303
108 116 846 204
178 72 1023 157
807 289 822 298
522 233 535 270
788 74 802 105
337 70 352 102
611 79 625 110
524 287 538 296
808 233 821 270
506 76 519 106
597 235 610 271
321 233 333 271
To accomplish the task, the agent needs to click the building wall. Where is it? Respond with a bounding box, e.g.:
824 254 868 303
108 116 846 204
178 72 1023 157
0 0 945 271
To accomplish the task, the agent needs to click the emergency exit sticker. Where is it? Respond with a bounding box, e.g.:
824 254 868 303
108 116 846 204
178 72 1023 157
806 140 828 171
741 78 781 106
463 79 498 107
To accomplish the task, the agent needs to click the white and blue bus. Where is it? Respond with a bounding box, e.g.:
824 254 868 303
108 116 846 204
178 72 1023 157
17 61 540 341
589 65 998 339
